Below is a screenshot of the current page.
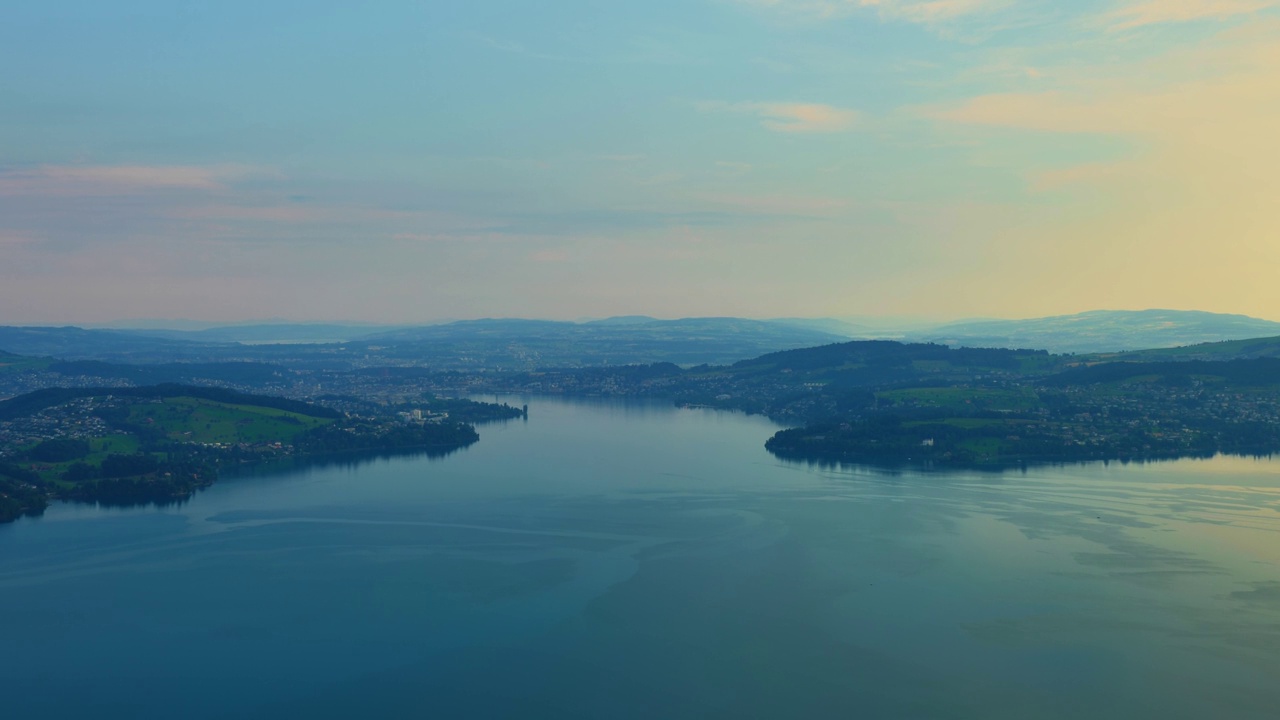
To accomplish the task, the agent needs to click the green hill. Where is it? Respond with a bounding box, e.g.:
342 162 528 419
1094 335 1280 363
1041 358 1280 388
124 396 333 445
0 383 340 422
2 388 339 488
0 350 51 375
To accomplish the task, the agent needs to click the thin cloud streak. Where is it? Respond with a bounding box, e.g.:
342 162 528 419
0 231 40 247
700 192 850 214
700 101 859 132
1108 0 1277 30
730 0 1010 24
0 165 266 197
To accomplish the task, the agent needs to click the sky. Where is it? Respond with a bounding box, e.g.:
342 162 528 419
2 0 1278 324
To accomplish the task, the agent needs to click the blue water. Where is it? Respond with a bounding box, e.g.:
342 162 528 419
2 396 1279 718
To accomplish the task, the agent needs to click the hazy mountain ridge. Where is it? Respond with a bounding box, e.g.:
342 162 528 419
353 317 849 367
362 316 843 342
0 317 846 369
0 326 233 361
766 318 869 337
3 310 1279 368
117 323 406 344
1097 335 1280 362
909 309 1280 354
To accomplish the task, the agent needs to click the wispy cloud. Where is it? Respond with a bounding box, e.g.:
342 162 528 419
1108 0 1277 30
475 35 527 54
929 91 1123 133
528 248 573 263
701 101 859 132
1028 162 1129 191
0 230 40 247
700 192 849 214
729 0 1010 24
392 233 449 243
0 164 264 197
879 0 1012 24
916 19 1280 313
167 205 327 223
928 21 1280 138
715 160 754 176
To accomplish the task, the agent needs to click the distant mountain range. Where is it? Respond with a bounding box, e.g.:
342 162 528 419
0 317 847 368
2 310 1279 367
767 318 873 337
905 310 1280 354
117 323 404 345
0 326 234 361
351 317 849 367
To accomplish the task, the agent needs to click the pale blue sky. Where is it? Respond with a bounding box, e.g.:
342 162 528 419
3 1 1278 323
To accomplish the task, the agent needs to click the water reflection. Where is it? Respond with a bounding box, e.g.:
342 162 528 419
79 494 194 511
227 442 474 479
772 449 1278 477
1 396 1278 720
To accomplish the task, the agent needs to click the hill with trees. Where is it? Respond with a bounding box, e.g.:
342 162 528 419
0 386 516 522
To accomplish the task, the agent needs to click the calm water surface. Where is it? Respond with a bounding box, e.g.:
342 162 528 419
2 396 1279 719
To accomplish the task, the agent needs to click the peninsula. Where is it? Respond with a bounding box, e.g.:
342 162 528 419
0 384 523 522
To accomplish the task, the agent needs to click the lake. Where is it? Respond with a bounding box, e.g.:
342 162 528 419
2 396 1279 719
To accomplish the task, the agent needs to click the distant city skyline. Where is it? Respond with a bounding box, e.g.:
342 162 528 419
3 1 1278 324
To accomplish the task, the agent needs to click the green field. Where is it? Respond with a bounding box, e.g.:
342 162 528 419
127 397 333 444
19 434 146 486
956 437 1003 462
12 397 334 485
87 433 142 460
0 356 51 375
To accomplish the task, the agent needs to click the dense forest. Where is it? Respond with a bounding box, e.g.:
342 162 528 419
295 421 479 455
0 462 49 522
